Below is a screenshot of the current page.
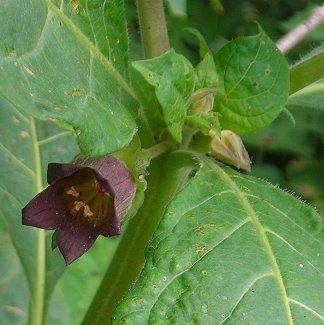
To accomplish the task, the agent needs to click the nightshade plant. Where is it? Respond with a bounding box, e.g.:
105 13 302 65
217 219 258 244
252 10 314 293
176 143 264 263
0 1 323 325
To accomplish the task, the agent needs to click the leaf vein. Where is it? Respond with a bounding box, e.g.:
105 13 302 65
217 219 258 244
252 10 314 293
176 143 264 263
42 0 136 99
289 298 324 321
0 143 35 176
245 193 323 247
0 185 24 206
207 161 294 325
148 218 250 321
265 228 324 276
225 40 261 97
219 272 274 324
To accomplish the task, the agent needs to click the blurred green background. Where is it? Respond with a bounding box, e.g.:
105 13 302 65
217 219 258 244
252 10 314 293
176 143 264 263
1 0 323 324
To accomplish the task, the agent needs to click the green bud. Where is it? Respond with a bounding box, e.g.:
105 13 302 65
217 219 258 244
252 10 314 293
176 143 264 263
210 130 251 172
191 88 217 114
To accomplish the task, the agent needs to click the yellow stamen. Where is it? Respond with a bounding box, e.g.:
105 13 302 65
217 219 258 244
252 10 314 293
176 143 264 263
83 205 94 218
70 201 85 216
66 186 79 197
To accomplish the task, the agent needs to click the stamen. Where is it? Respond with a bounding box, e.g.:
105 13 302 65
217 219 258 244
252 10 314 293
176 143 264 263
66 186 79 197
82 190 97 205
102 195 110 218
74 201 85 211
97 195 103 218
70 201 85 215
83 205 94 218
65 176 112 224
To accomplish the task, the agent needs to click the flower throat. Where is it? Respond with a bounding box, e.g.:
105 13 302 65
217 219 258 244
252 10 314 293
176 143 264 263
64 176 112 226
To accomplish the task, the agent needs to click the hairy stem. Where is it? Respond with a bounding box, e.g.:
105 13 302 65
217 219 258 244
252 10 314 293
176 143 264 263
277 5 324 53
137 0 170 58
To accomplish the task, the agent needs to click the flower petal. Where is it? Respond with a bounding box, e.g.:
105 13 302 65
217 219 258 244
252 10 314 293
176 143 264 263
57 215 120 265
75 156 136 218
57 219 100 265
47 163 84 184
22 182 68 229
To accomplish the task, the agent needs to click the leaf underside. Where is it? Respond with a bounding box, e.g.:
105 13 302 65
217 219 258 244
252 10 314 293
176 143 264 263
0 97 78 315
113 163 323 324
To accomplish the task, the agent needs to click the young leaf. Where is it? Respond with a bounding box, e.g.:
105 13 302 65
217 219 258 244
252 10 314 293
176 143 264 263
0 0 137 156
0 97 79 323
194 53 219 89
214 29 289 134
132 49 195 142
185 28 211 59
113 162 323 324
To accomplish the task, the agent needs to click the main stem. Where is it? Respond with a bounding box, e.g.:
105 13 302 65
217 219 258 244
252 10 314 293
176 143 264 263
137 0 170 58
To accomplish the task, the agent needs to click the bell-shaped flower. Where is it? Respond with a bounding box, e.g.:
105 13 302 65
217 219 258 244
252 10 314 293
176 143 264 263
22 155 135 264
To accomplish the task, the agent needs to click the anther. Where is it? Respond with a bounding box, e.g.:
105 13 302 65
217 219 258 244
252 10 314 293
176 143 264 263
83 205 94 218
66 186 79 197
74 201 85 211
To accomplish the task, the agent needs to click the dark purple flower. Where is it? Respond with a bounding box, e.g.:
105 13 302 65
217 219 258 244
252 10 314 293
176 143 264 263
22 156 135 265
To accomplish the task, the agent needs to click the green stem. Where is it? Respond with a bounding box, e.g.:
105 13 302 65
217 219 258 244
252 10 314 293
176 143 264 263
137 0 170 58
144 141 173 160
28 117 46 325
81 154 193 324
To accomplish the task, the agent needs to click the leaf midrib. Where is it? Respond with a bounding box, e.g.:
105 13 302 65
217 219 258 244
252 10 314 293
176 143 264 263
28 117 46 325
146 162 294 324
41 0 136 100
208 161 294 325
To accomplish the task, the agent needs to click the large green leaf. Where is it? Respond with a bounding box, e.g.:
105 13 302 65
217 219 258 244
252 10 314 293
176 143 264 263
214 30 289 134
0 0 137 156
132 49 195 142
113 160 323 324
0 97 78 323
0 231 28 325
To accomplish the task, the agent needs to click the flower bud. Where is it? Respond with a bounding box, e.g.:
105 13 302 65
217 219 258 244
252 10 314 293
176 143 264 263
191 88 217 114
210 130 251 172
